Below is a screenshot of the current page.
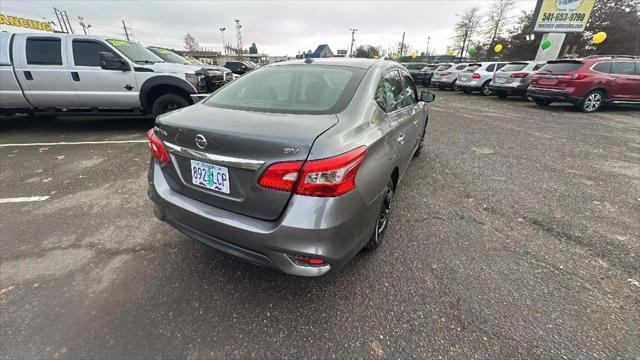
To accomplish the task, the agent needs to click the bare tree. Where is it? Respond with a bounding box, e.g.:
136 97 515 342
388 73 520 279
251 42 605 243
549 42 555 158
484 0 515 60
184 33 200 51
453 7 482 60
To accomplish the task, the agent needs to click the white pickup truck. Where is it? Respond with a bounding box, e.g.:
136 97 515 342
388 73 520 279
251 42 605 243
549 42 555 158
0 32 226 117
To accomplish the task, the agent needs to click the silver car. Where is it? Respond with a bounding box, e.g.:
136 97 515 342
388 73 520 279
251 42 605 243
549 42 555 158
431 63 469 90
489 61 547 98
457 62 508 96
148 58 436 276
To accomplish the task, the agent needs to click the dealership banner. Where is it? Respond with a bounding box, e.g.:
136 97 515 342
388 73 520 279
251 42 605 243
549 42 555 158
0 13 54 32
532 0 596 32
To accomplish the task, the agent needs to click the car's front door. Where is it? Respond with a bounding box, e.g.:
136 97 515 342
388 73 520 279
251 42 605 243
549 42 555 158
609 61 640 100
399 71 423 160
68 38 139 108
13 34 80 108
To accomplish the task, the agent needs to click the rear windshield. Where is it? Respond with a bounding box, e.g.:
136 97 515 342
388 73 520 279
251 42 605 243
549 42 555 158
464 64 481 72
455 64 467 70
406 63 427 70
436 65 452 71
423 65 438 70
539 61 583 73
501 63 528 72
204 65 365 114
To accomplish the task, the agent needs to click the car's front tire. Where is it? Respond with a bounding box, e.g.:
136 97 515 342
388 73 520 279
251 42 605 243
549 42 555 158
365 179 394 250
578 90 604 113
152 93 190 116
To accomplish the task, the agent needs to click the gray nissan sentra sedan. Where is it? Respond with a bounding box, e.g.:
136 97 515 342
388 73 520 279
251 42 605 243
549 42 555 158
147 58 436 276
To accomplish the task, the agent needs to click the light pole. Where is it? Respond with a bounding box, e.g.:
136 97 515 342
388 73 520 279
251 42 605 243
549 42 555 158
219 27 226 58
426 36 431 62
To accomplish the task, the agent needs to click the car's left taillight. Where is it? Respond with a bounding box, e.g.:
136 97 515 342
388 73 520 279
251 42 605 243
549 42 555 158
472 73 481 79
147 129 171 163
511 72 529 78
258 146 367 197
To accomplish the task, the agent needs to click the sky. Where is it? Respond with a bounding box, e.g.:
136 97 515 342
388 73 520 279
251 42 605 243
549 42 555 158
1 0 537 56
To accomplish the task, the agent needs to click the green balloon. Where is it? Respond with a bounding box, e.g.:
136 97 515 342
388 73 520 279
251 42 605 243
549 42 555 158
541 40 552 50
467 47 477 57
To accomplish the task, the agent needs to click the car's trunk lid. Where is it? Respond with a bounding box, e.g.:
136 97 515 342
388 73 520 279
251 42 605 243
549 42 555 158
533 60 583 88
155 103 338 220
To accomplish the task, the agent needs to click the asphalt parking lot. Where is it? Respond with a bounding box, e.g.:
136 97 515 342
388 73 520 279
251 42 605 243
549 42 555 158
1 90 639 359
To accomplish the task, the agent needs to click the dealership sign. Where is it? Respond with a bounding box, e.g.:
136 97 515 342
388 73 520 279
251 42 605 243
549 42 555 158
532 0 596 32
0 13 54 32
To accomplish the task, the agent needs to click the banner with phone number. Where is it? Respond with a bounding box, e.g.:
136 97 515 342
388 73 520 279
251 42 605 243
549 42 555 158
533 0 596 33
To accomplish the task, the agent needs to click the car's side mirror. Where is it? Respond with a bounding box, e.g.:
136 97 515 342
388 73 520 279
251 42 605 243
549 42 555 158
99 52 130 71
420 90 436 103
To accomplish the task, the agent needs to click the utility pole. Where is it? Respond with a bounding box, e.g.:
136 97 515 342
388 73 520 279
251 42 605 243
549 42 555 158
399 32 405 59
348 28 358 58
426 36 431 62
235 19 243 59
78 16 91 35
219 27 226 56
122 20 132 41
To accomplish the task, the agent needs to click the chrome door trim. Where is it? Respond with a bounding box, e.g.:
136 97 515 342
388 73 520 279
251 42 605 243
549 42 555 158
164 141 265 171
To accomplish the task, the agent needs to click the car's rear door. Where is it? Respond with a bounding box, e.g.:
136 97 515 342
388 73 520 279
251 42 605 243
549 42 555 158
12 34 80 108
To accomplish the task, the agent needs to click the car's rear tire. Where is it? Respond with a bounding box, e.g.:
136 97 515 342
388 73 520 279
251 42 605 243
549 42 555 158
577 90 604 113
534 99 551 106
452 80 460 91
152 93 190 116
365 179 394 251
481 82 493 96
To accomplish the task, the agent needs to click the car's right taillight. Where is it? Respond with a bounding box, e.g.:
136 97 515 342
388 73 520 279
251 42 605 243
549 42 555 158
441 71 452 76
147 129 171 163
570 72 588 80
472 73 481 79
258 146 367 197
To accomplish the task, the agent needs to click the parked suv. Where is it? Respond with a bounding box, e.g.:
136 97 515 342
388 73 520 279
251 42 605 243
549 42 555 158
0 32 213 117
224 61 257 75
148 47 233 91
457 62 507 95
404 62 435 86
489 61 546 98
431 63 469 90
528 57 640 112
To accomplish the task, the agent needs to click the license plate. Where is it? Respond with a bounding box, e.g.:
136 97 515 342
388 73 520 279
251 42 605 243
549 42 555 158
494 77 507 84
539 78 557 85
190 160 230 194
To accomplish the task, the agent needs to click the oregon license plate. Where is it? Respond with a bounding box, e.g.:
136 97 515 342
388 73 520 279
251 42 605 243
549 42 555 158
190 160 230 194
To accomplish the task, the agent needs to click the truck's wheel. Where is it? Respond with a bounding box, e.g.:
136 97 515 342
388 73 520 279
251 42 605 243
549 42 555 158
152 93 190 116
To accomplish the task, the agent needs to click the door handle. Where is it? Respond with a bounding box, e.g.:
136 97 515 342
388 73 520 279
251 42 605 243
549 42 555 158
397 134 405 144
24 71 33 80
413 119 419 126
71 72 80 81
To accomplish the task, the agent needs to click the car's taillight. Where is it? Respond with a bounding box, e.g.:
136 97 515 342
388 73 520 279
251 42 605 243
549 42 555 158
570 72 588 80
511 72 529 78
147 129 171 163
257 160 303 192
472 73 481 79
441 71 452 76
258 146 367 197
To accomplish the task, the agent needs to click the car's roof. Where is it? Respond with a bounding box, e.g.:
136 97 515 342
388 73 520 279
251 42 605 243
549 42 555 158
269 58 386 70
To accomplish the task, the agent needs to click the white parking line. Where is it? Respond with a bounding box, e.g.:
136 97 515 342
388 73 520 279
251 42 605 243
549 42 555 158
0 196 50 204
0 140 147 148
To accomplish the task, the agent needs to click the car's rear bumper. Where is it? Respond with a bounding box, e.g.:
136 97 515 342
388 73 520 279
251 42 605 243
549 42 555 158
457 79 482 90
488 83 528 95
432 78 456 87
148 161 379 276
527 87 582 104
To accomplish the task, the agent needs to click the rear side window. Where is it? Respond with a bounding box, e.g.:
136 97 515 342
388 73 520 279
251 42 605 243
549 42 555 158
436 65 452 71
400 72 418 107
540 61 583 73
592 62 611 73
610 62 636 75
501 63 528 72
375 70 404 113
73 40 118 67
455 64 467 70
26 38 62 65
486 64 496 72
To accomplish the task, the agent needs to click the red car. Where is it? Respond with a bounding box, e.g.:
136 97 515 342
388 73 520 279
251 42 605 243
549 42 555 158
528 56 640 112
